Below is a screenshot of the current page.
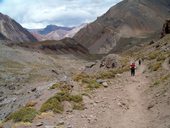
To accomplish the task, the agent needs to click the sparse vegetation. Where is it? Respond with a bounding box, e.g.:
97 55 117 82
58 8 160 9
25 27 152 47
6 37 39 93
147 51 160 60
148 62 162 71
97 67 129 79
49 82 73 92
8 107 37 123
73 73 91 82
73 102 85 110
40 91 84 113
49 83 61 89
86 79 101 90
25 101 37 107
156 53 167 61
153 74 170 86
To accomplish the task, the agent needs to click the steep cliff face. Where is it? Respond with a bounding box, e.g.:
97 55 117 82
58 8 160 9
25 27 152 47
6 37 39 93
74 0 170 54
0 12 37 43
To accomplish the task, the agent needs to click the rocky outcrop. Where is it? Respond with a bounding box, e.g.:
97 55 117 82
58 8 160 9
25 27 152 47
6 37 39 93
0 12 37 43
100 54 121 69
161 20 170 38
74 0 170 54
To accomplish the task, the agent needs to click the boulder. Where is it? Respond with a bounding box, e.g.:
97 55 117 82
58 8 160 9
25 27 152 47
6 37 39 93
100 54 121 69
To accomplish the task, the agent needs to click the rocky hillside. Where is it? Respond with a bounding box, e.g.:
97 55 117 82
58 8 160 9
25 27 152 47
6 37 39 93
1 24 170 128
0 12 37 43
74 0 170 54
20 38 89 56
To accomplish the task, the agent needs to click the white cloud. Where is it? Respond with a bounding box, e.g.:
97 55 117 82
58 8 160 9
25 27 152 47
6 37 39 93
0 0 122 29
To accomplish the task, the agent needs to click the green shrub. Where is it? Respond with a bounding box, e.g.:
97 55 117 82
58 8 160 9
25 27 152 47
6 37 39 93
73 102 85 110
49 82 73 92
70 95 83 103
96 67 129 79
40 95 64 113
73 73 90 82
40 91 83 113
97 70 116 79
86 80 101 90
8 107 37 122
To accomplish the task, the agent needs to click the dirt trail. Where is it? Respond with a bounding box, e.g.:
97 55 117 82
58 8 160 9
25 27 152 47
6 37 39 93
55 64 151 128
116 64 150 128
8 64 152 128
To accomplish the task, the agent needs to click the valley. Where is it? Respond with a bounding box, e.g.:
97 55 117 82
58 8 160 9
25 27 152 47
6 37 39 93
0 0 170 128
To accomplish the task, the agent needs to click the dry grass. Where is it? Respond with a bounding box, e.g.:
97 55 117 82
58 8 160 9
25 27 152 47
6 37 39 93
153 74 170 86
148 62 162 71
25 101 37 107
40 91 84 113
7 107 37 123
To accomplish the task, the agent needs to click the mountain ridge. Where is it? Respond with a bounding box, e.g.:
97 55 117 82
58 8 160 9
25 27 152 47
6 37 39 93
73 0 170 54
0 12 37 43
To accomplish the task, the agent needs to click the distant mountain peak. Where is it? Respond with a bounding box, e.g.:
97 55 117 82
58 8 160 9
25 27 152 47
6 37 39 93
29 23 87 41
39 25 73 35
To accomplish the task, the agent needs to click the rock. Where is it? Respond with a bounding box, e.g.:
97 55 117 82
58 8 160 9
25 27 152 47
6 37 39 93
149 40 155 45
147 103 154 110
31 88 37 92
0 92 4 97
96 79 106 84
52 69 59 75
118 102 129 110
8 85 15 90
116 74 121 77
102 82 108 88
161 19 170 38
63 101 73 113
57 120 64 126
85 62 96 68
36 122 43 127
100 54 121 69
67 125 72 128
95 100 100 103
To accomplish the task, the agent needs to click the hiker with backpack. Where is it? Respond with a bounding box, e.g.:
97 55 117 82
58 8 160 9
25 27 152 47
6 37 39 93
130 62 136 76
138 59 141 66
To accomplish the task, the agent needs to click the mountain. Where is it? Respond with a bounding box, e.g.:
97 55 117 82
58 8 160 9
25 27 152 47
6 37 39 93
65 23 87 38
74 0 170 54
44 29 70 40
28 24 87 41
0 12 37 43
29 25 73 35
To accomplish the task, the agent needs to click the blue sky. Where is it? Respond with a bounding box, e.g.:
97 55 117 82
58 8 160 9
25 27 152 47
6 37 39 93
0 0 122 29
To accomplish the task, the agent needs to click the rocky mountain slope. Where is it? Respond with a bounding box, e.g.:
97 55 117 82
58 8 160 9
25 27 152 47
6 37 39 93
19 38 89 56
0 12 37 43
1 21 170 128
1 33 170 128
74 0 170 54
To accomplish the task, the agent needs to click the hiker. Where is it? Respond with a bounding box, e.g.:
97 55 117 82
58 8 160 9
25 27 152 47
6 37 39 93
139 59 141 66
130 62 136 76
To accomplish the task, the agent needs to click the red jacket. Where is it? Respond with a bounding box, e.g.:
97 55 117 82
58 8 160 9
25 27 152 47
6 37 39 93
130 63 136 69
